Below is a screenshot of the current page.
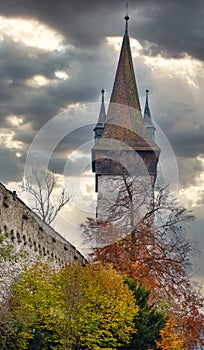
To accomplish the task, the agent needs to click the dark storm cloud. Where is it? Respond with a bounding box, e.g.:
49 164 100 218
157 107 204 159
0 0 203 188
0 38 73 81
132 0 204 60
49 154 91 177
153 101 204 188
0 36 113 146
50 125 93 156
0 148 24 182
0 38 74 129
47 126 94 175
0 0 204 59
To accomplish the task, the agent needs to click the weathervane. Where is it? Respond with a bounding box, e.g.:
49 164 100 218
126 1 129 17
125 1 129 35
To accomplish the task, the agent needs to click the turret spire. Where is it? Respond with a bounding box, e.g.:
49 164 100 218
93 89 106 140
144 89 155 141
101 88 105 103
144 89 151 118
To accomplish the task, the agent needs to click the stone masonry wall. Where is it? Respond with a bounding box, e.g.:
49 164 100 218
0 183 85 266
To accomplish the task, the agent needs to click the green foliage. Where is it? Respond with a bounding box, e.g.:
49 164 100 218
11 262 63 349
118 279 166 350
11 262 138 349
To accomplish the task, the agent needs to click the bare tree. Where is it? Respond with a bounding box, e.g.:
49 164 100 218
97 173 154 241
22 168 72 225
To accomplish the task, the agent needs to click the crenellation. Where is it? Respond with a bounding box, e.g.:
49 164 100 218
0 182 85 266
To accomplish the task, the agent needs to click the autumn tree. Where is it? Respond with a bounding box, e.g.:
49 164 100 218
0 230 60 350
12 262 63 349
156 315 184 350
11 262 138 350
22 168 72 225
82 181 204 347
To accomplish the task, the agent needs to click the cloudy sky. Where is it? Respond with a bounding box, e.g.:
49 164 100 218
0 0 203 288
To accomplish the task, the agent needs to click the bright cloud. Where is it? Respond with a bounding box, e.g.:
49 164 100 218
54 70 69 80
0 16 64 51
0 129 23 150
145 53 203 89
6 115 24 127
26 75 51 87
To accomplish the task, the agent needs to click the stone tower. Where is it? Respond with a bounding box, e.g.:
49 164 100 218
92 15 160 228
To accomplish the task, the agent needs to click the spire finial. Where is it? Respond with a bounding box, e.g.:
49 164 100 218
124 2 129 35
146 89 149 102
101 88 105 103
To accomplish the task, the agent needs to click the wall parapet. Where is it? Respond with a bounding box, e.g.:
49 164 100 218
0 183 86 267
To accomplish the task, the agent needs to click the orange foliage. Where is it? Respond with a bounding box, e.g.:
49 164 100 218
156 315 184 350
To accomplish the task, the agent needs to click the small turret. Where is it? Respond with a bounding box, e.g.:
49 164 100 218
93 89 106 141
144 89 156 141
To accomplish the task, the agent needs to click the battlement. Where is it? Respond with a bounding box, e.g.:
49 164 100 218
0 183 85 267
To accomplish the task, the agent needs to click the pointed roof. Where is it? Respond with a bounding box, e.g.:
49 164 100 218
144 89 154 127
94 89 106 128
94 15 159 152
144 89 151 118
109 15 141 111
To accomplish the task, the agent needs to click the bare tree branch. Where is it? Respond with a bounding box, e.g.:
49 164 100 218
22 168 72 225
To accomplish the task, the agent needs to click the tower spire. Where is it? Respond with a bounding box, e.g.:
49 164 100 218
92 13 160 181
92 13 160 222
108 8 140 112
